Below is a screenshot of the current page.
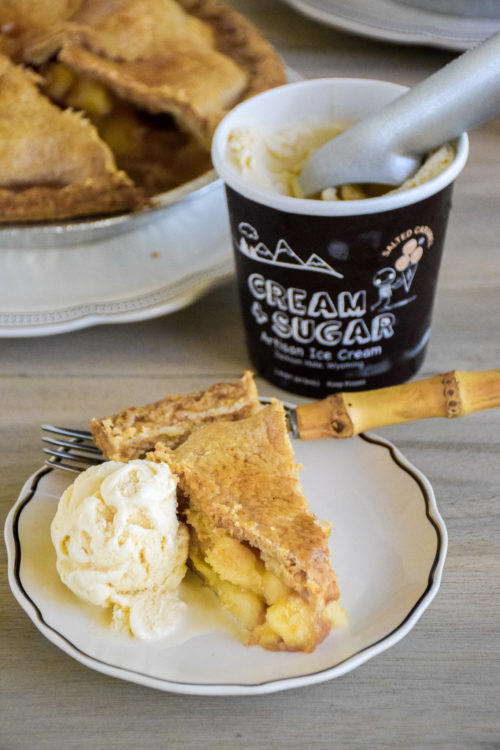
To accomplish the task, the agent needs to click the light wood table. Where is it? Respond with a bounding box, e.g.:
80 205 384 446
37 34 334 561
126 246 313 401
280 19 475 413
1 3 499 748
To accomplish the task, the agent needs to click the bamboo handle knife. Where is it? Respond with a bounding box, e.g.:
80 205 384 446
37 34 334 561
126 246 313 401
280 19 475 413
295 369 500 440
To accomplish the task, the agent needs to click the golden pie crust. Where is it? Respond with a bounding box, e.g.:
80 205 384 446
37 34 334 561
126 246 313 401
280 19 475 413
0 0 286 221
91 371 261 461
0 1 80 60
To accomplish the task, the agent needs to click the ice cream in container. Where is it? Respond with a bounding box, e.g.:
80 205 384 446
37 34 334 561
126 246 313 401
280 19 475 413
212 77 468 397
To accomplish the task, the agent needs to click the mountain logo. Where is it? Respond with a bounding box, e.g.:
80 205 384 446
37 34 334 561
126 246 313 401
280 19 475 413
237 223 344 279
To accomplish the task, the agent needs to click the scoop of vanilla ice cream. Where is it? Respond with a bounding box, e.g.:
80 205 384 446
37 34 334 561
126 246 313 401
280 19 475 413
51 460 189 639
227 123 455 200
227 123 346 197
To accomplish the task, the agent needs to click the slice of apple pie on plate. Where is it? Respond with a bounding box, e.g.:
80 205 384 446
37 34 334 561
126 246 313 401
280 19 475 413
147 401 345 653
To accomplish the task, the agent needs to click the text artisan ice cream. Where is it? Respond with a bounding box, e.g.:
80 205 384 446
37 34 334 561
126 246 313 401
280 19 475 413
51 460 188 639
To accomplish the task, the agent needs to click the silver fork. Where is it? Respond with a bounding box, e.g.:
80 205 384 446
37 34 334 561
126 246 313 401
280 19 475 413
42 425 105 473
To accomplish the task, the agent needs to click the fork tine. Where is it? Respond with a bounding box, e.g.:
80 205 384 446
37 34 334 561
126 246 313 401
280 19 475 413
42 423 105 475
42 435 102 453
44 456 95 474
43 446 104 464
42 424 93 439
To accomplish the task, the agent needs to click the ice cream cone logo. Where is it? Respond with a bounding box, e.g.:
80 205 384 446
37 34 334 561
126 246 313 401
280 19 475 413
371 232 428 311
371 235 427 311
394 237 425 292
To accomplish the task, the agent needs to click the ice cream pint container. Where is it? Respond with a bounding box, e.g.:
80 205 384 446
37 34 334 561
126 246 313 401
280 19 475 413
212 78 469 397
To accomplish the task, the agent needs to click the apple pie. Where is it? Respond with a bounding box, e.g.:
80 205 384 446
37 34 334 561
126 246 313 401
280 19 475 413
147 400 344 652
0 0 286 221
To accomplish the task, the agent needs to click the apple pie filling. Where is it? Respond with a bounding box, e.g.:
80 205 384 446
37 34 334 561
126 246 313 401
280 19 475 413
188 530 344 652
42 61 212 196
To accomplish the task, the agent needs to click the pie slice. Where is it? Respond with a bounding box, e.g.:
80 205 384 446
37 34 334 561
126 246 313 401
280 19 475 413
90 371 261 461
21 0 286 198
0 53 144 222
147 401 344 652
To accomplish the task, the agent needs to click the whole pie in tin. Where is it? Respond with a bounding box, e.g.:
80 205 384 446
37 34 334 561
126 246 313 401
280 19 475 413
0 0 286 222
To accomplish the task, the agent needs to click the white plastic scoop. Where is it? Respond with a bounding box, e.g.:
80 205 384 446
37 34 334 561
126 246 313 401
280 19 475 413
299 31 500 197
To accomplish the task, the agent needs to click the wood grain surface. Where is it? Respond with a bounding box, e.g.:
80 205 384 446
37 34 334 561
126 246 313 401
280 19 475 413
1 3 499 748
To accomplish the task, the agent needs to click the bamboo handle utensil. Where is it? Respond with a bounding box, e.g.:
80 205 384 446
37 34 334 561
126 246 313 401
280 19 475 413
295 369 500 440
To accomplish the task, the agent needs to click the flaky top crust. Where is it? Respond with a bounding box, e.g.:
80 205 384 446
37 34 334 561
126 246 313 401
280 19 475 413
24 0 216 63
148 401 339 606
91 371 261 461
177 0 286 101
0 0 82 61
23 0 286 145
56 41 247 146
0 0 82 29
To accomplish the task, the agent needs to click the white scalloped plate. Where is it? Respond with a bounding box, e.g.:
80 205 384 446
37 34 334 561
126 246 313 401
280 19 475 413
280 0 500 50
5 431 447 695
